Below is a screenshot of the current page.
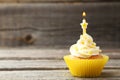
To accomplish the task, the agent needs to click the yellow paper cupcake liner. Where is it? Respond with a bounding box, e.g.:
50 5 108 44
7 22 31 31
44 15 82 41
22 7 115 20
64 55 109 77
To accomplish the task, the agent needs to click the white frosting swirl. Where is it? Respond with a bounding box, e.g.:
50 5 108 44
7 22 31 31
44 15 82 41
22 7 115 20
70 33 101 58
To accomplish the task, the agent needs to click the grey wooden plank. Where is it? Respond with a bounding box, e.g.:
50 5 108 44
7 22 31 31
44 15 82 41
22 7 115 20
0 69 119 80
0 59 119 70
19 0 82 3
0 3 120 48
0 31 37 46
0 0 17 3
0 0 120 3
0 60 65 70
0 49 119 59
19 0 120 3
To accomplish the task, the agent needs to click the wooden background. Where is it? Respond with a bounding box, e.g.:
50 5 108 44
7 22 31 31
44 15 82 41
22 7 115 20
0 0 120 3
0 0 120 49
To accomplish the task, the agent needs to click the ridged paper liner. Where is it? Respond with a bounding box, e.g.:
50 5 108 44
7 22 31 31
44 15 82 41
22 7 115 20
64 55 109 77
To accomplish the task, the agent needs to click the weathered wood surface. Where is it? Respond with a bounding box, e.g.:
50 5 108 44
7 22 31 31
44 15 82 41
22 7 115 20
0 0 120 3
0 49 120 59
0 59 119 70
17 0 120 3
0 3 120 48
0 0 17 3
0 69 119 80
0 49 119 79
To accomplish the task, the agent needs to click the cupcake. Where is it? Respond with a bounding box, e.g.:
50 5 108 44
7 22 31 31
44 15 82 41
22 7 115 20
64 12 109 77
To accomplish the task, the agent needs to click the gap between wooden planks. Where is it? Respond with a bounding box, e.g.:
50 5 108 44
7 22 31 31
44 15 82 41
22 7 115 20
0 69 119 80
0 49 120 60
0 59 119 71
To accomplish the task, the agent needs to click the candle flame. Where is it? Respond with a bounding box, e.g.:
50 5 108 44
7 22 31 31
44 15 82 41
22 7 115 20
82 12 86 17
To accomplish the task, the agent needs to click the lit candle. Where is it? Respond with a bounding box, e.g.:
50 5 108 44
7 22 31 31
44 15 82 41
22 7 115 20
80 12 88 34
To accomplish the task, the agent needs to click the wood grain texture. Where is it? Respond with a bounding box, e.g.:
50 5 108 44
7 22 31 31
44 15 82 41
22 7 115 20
0 0 18 3
0 49 119 79
0 59 119 70
18 0 120 3
0 69 119 80
0 3 120 48
0 49 120 59
19 0 80 3
0 0 120 3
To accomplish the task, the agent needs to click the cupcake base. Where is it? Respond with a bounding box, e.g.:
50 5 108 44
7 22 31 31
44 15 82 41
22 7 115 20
64 54 109 77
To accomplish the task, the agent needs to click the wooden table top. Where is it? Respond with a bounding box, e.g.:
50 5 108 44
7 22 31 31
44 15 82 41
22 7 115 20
0 49 119 80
